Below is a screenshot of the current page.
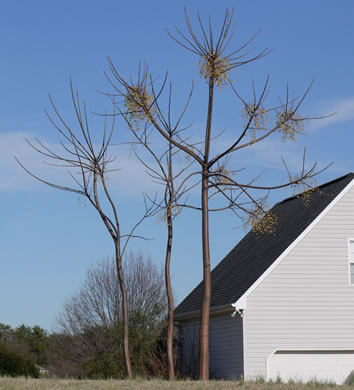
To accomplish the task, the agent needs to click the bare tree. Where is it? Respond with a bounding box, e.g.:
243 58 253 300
102 68 195 378
58 254 165 332
105 9 328 380
51 253 166 377
123 123 193 379
15 82 157 378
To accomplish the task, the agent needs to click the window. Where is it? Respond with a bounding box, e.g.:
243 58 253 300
351 264 354 285
349 240 354 284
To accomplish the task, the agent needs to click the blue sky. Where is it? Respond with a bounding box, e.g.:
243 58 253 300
1 0 354 330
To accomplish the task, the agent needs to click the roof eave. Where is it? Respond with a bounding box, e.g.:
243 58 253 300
174 303 234 321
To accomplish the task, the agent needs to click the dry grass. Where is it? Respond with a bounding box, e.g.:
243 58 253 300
0 378 350 390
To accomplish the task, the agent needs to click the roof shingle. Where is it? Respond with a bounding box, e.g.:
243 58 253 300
175 173 354 317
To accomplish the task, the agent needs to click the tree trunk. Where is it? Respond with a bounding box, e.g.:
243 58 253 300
199 73 215 381
114 243 133 378
199 172 211 380
165 207 175 380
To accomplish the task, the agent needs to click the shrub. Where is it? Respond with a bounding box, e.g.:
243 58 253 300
0 344 39 378
51 254 167 378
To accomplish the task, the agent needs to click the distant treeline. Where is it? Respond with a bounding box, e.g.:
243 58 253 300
1 255 179 379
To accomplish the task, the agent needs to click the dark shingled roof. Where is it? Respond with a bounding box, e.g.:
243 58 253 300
175 173 354 318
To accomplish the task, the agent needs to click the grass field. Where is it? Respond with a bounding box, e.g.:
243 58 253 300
0 378 350 390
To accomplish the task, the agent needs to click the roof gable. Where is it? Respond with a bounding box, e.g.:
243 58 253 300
175 173 354 318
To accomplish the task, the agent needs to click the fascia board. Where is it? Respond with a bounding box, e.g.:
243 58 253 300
174 303 233 321
233 177 354 310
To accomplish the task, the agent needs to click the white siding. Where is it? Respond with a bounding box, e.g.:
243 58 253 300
179 313 243 379
245 184 354 381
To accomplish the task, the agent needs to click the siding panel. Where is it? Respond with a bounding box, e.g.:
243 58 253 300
179 314 243 379
179 319 200 378
209 314 243 379
245 184 354 381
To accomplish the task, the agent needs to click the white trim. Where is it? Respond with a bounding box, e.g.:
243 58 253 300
233 177 354 310
232 297 246 313
266 348 354 382
347 238 354 285
268 348 354 352
242 309 247 380
231 298 246 318
266 348 278 381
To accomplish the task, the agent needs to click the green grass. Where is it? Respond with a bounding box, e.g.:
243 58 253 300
0 378 349 390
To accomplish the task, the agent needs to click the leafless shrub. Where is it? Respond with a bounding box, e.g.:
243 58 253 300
49 253 167 378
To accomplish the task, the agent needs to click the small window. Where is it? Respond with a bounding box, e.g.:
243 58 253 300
351 263 354 285
349 240 354 284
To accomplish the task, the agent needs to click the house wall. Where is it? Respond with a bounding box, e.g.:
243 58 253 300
244 184 354 380
179 318 200 378
179 312 243 379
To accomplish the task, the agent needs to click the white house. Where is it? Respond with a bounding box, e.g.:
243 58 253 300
175 173 354 384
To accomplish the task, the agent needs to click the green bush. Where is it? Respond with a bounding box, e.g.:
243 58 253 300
0 344 39 378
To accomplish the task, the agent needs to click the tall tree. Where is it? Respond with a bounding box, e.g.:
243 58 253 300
16 82 156 378
104 66 195 378
124 124 192 379
106 9 326 380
